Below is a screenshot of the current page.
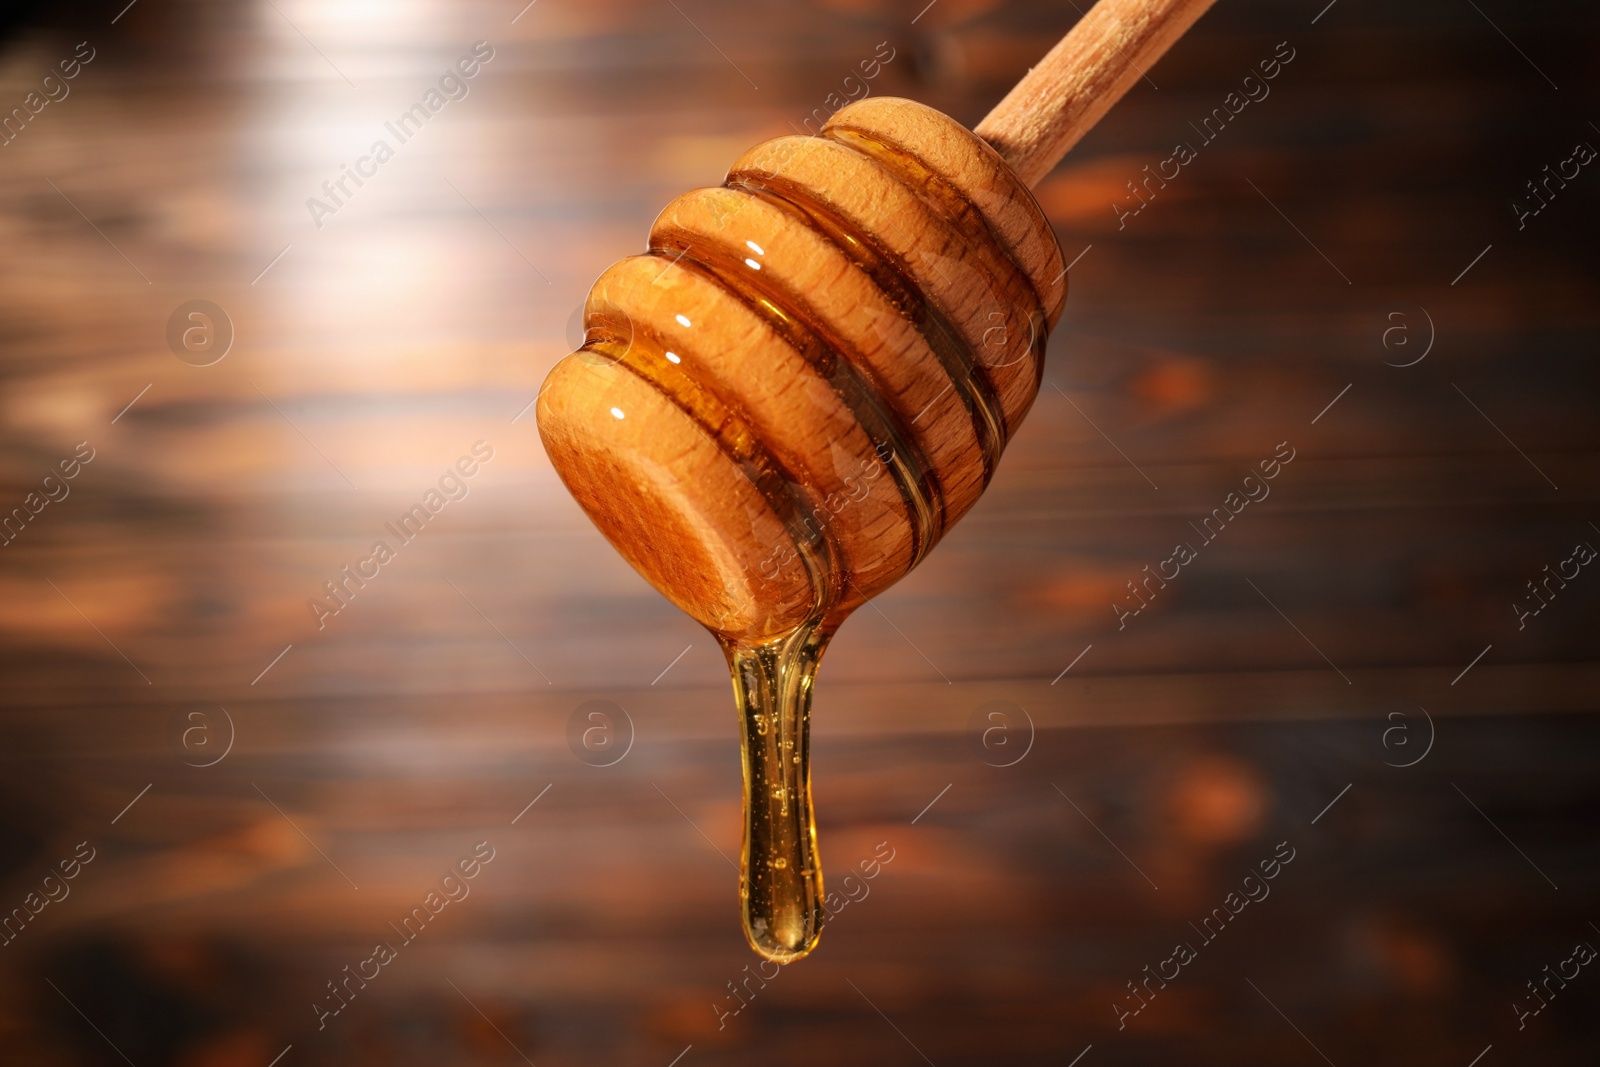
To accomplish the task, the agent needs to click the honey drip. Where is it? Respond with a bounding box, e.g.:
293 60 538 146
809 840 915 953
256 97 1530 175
722 621 831 962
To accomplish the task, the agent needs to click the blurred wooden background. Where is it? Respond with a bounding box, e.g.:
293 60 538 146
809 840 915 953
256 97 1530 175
0 0 1597 1063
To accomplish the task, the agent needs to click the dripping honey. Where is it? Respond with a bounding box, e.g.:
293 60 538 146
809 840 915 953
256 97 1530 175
723 622 831 962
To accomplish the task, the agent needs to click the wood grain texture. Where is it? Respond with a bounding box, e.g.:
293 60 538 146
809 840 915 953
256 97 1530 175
975 0 1219 185
1 0 1597 1061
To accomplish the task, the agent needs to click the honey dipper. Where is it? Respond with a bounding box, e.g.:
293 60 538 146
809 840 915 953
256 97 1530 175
537 0 1216 961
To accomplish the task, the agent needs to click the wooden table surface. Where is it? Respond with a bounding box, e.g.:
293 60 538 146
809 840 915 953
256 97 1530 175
0 0 1596 1064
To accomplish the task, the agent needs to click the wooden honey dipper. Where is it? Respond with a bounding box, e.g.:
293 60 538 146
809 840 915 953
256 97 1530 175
538 0 1215 961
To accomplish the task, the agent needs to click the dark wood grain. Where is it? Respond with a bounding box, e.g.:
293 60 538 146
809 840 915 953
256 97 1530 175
0 0 1597 1064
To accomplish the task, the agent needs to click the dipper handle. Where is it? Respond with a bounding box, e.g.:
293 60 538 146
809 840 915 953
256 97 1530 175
975 0 1219 186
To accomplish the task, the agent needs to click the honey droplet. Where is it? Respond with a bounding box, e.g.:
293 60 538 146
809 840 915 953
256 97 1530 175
724 623 830 962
